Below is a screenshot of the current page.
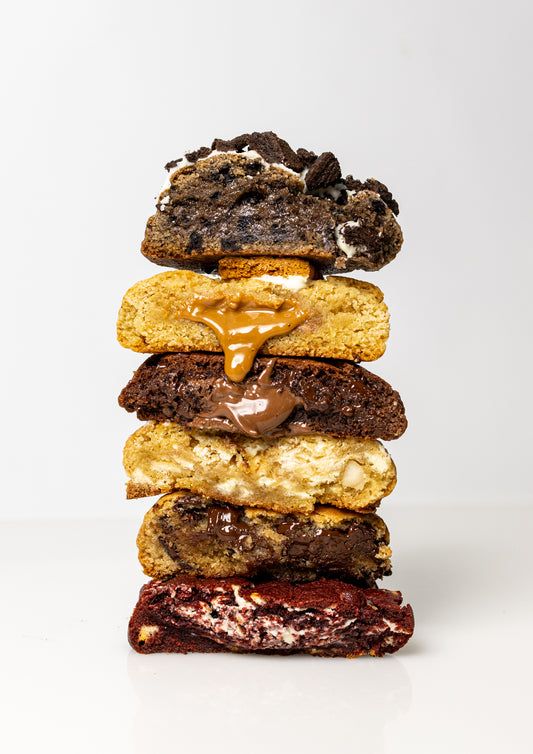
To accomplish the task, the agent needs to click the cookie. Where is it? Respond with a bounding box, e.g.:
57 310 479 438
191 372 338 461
117 271 389 378
141 132 403 273
128 576 414 656
118 353 407 440
217 256 316 280
123 422 396 512
137 492 392 584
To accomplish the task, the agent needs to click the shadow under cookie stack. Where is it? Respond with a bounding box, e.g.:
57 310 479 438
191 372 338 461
118 132 414 657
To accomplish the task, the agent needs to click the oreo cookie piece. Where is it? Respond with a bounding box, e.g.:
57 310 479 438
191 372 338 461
128 576 414 656
142 131 403 273
137 492 392 585
118 352 407 440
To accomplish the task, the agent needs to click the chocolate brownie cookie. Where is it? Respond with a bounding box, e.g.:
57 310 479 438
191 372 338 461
128 576 414 656
118 353 407 440
138 492 392 584
141 132 403 273
123 422 396 512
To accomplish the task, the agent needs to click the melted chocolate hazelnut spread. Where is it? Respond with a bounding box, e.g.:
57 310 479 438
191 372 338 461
176 294 307 381
197 359 302 437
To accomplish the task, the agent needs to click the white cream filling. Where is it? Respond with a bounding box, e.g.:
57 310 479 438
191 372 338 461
161 588 404 650
316 182 346 201
254 274 309 292
335 220 367 258
232 585 253 610
157 147 304 202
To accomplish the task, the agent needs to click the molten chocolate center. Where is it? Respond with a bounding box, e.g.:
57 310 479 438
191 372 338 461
198 359 302 437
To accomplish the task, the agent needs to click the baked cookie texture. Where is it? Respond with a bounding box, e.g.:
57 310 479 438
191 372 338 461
218 256 316 280
138 492 392 584
118 352 407 440
123 422 396 512
141 132 403 274
116 270 389 363
128 576 414 656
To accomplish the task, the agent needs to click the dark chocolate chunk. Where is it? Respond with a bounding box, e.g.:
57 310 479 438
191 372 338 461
138 492 391 584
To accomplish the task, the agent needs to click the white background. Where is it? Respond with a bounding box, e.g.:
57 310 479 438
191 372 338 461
1 0 532 517
1 3 532 753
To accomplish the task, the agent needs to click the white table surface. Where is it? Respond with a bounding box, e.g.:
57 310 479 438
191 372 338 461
2 505 532 754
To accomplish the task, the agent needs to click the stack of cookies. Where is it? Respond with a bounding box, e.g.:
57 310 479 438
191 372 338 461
117 132 414 657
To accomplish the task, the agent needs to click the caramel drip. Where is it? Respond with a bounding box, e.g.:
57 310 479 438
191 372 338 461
177 294 307 381
198 360 302 437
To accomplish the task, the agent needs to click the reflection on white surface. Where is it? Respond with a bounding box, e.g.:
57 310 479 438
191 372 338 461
128 653 411 753
1 508 532 753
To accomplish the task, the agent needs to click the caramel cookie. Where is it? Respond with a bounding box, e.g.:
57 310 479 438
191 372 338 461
116 270 389 370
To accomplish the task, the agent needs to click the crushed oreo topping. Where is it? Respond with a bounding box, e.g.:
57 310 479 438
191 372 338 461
185 146 212 162
296 147 318 167
164 157 186 171
163 132 400 215
211 131 305 173
305 152 342 192
146 132 403 273
345 177 399 215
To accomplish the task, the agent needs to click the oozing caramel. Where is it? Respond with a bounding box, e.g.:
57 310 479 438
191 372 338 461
176 294 307 381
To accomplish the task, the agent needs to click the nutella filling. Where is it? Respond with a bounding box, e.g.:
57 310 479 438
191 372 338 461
197 359 302 437
176 294 307 381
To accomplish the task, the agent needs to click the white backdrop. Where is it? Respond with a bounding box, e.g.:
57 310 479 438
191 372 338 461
2 0 532 518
